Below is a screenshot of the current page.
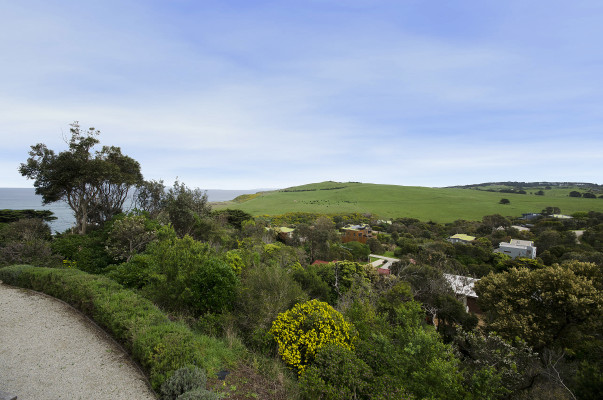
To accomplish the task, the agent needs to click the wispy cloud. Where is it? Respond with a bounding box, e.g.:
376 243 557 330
1 0 602 189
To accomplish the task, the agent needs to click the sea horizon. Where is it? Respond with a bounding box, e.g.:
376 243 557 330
0 187 271 233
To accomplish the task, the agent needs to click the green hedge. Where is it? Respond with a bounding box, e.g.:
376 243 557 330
0 265 240 390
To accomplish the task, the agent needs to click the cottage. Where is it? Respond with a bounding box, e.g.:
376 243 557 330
447 233 476 244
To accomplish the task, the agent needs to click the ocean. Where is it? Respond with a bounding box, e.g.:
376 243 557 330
0 187 267 233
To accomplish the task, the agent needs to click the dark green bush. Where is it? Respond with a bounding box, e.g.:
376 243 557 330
106 253 154 289
299 344 373 400
51 230 113 273
140 235 238 316
160 366 207 400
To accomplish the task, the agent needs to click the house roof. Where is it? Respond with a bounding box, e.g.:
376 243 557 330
508 239 534 247
448 234 476 242
498 243 533 251
342 224 370 231
444 273 479 298
551 214 573 219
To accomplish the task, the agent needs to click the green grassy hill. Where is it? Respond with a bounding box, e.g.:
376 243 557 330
214 181 603 223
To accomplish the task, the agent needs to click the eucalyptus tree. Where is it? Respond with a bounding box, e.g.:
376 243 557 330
19 121 143 234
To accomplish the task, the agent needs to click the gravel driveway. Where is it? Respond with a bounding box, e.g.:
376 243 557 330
0 283 156 400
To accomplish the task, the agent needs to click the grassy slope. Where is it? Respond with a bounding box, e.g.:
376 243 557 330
215 182 603 223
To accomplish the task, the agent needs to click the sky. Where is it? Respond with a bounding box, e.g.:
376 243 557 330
1 0 602 189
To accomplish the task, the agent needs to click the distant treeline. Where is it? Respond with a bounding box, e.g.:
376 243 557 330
450 181 603 190
281 186 347 193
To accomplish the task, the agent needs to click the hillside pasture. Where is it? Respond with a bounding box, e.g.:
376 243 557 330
214 182 603 223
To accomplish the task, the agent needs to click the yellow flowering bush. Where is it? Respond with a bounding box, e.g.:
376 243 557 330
269 299 357 374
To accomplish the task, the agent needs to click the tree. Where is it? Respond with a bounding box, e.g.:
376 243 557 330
212 209 253 230
482 214 511 229
569 191 582 198
499 198 510 205
475 262 602 352
19 122 143 234
134 179 166 218
583 192 596 199
164 180 211 238
105 214 158 262
366 237 384 254
542 206 561 215
294 216 340 262
341 240 370 261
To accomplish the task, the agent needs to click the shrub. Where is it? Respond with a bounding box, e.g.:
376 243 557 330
142 235 238 316
269 299 357 374
51 230 113 273
235 264 307 350
299 344 373 400
160 366 207 400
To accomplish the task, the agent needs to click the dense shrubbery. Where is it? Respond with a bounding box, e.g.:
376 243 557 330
0 218 60 267
108 229 238 316
298 344 373 400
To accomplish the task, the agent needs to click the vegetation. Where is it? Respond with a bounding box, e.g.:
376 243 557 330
19 122 142 234
3 129 602 399
215 181 603 222
0 265 240 390
269 299 357 374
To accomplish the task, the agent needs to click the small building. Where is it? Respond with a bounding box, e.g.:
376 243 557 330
522 213 541 220
447 233 476 244
443 273 481 314
495 239 537 259
341 224 373 244
511 225 530 232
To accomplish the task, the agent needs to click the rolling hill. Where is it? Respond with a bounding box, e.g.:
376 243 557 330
213 181 603 223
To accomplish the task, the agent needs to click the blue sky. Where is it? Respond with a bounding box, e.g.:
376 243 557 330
1 0 602 189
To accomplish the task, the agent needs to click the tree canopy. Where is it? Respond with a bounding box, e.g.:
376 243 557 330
19 122 142 234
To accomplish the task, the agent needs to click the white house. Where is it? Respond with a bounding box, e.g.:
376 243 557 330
495 239 537 259
443 273 481 314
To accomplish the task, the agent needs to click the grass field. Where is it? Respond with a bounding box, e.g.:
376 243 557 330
214 181 603 223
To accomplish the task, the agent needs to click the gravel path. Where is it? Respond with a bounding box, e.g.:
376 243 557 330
0 283 156 400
